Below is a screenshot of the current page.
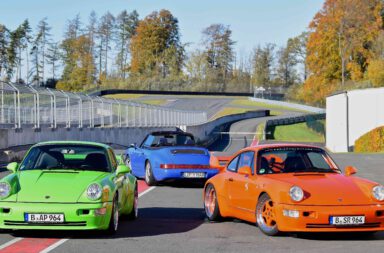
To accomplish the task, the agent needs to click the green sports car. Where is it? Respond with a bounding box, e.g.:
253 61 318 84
0 141 138 233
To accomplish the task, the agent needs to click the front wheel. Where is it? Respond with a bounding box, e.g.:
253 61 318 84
204 184 222 221
107 196 119 235
145 161 156 186
256 194 279 236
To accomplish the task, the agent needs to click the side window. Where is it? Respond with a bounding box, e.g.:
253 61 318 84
142 135 155 148
108 149 118 170
238 151 255 174
227 156 239 172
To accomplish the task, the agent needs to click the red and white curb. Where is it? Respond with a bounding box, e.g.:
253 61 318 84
0 181 154 253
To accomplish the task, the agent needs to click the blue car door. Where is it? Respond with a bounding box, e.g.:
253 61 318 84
129 147 146 178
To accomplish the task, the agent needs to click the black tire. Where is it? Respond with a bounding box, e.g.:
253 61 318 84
124 154 131 168
256 194 279 236
145 161 156 186
107 196 119 235
127 183 138 220
204 184 222 221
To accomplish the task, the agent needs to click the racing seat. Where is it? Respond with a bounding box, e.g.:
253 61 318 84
284 156 306 173
185 139 195 145
84 153 109 171
259 157 271 174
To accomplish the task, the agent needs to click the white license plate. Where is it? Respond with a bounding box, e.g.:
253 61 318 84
25 213 64 223
330 216 365 225
182 172 206 178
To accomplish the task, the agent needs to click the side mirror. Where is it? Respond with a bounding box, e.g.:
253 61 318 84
238 166 252 176
7 162 18 173
116 164 130 175
130 143 137 149
345 166 357 176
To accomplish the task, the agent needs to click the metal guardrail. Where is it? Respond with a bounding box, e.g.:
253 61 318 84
0 82 207 129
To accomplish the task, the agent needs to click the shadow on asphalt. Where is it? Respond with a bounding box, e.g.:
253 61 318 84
4 207 205 239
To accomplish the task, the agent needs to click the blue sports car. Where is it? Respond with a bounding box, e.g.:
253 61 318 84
124 131 219 185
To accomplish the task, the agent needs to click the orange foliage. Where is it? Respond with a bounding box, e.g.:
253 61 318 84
303 0 383 105
355 126 384 152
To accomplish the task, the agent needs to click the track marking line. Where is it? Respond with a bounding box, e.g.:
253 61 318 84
0 180 156 253
0 238 23 250
39 239 69 253
139 186 155 198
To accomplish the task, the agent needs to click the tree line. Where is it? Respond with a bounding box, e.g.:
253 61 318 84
1 0 383 105
0 9 307 93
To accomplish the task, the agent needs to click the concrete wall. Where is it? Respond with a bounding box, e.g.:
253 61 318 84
0 127 175 150
326 88 384 152
248 97 325 113
0 110 269 151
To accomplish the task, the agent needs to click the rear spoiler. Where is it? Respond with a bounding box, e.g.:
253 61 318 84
209 154 233 171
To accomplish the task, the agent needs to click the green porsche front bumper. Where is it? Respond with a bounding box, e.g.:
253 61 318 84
0 201 113 230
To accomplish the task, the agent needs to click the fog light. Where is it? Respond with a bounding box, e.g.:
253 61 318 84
283 209 300 218
95 208 107 216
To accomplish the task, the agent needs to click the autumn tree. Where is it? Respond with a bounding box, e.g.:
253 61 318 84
57 35 95 91
130 9 184 81
288 32 308 81
303 0 383 105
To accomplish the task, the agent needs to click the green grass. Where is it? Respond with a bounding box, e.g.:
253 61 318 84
213 107 250 119
230 99 308 113
270 120 325 142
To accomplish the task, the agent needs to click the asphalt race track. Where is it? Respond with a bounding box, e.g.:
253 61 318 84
0 97 384 253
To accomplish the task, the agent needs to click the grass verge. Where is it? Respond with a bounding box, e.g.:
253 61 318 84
230 99 308 113
269 120 325 142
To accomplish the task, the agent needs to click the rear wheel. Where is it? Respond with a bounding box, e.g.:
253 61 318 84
145 161 156 186
107 196 119 235
204 184 221 221
256 194 279 236
127 183 138 220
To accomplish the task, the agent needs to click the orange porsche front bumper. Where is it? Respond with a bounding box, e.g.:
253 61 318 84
276 204 384 232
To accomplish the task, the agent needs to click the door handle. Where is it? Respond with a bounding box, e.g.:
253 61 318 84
228 178 234 182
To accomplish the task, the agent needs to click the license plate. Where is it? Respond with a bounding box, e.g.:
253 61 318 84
330 216 365 225
25 213 64 223
182 172 206 178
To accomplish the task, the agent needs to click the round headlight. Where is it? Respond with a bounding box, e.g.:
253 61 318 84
373 185 384 201
289 186 304 202
0 182 11 198
87 183 102 200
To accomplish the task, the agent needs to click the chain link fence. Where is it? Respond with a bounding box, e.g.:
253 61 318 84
0 82 207 129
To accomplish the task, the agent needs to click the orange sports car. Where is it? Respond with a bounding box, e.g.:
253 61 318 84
204 144 384 235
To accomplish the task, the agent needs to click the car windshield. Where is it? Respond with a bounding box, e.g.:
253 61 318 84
143 133 196 147
19 145 111 172
257 147 339 174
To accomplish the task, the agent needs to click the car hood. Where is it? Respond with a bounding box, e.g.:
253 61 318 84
270 173 374 205
16 170 109 203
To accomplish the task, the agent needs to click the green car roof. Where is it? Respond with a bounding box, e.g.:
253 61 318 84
33 141 111 149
